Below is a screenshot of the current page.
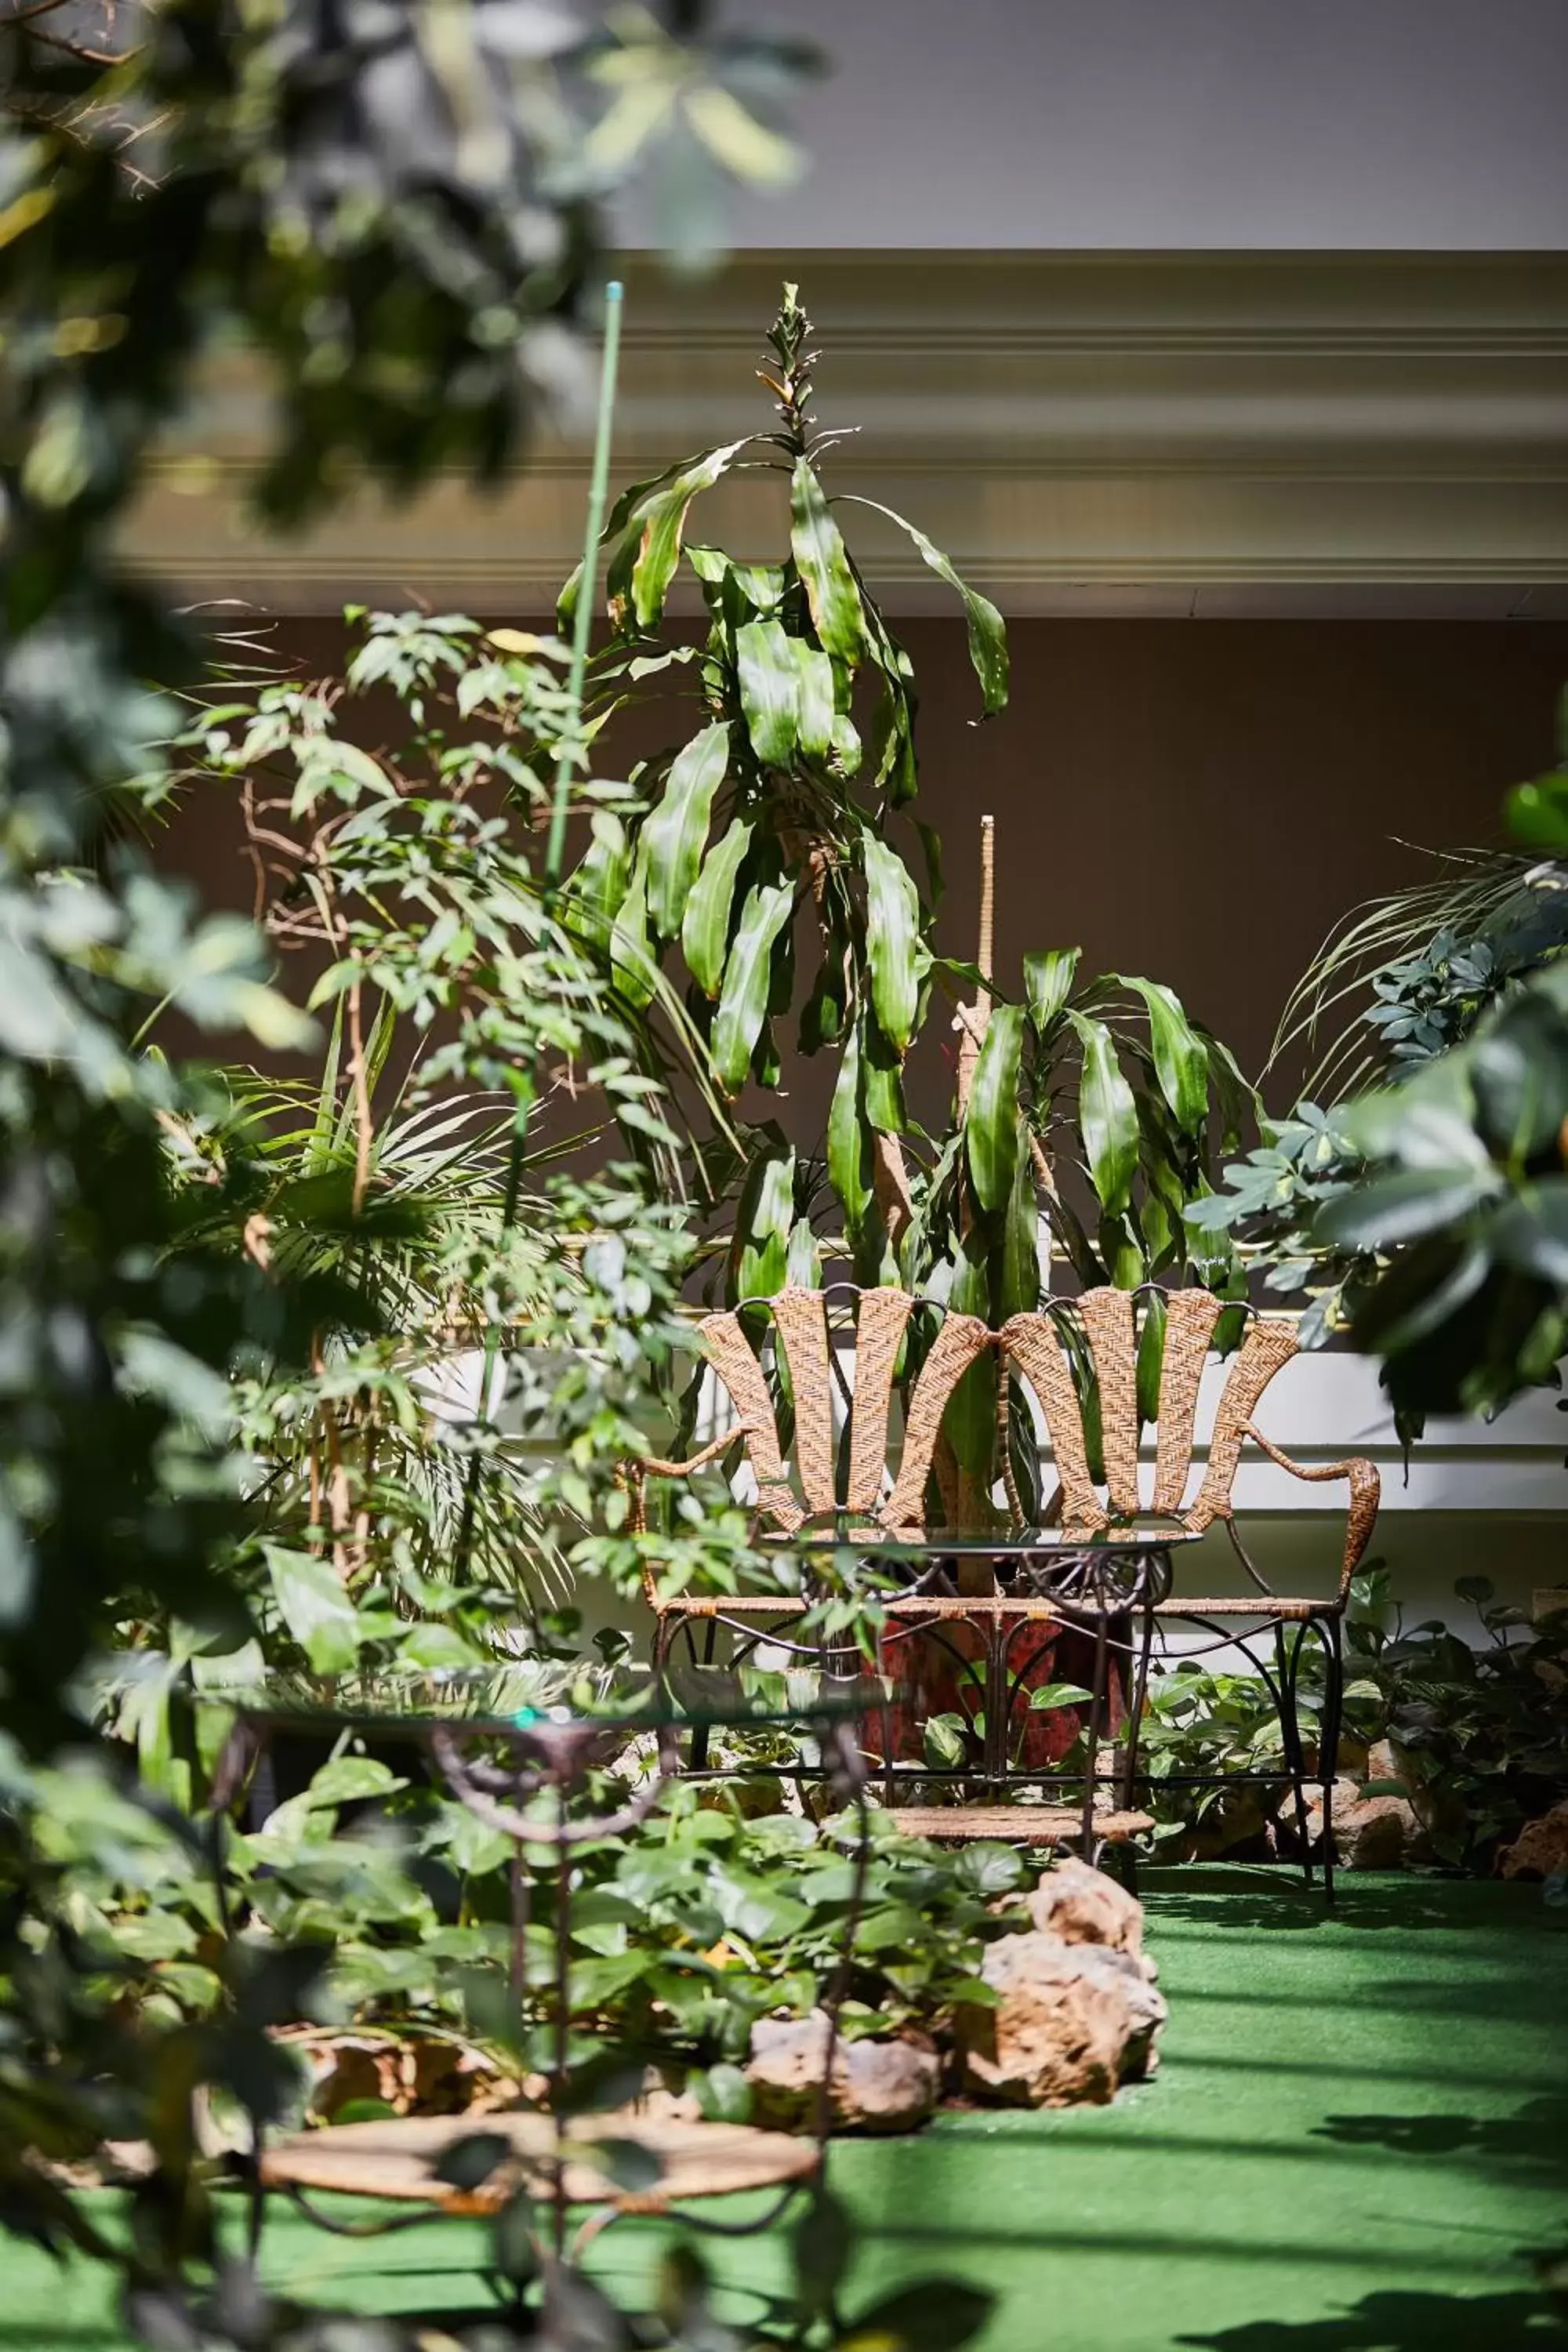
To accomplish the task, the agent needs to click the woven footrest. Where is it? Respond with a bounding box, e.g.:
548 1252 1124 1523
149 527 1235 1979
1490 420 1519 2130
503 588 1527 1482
888 1805 1154 1844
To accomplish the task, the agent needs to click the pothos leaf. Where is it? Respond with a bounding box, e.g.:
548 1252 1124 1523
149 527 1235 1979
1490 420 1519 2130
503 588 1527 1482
966 1004 1025 1213
265 1545 359 1676
1117 974 1210 1136
789 457 864 660
713 879 794 1092
841 495 1008 715
1067 1011 1139 1215
1024 947 1081 1037
736 618 800 765
682 815 754 1000
862 833 925 1054
642 721 729 941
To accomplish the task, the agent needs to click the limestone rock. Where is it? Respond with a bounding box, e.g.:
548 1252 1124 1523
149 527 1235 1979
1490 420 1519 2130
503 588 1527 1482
1027 1857 1145 1955
1301 1779 1421 1870
745 2009 939 2134
1498 1798 1568 1881
959 1931 1167 2108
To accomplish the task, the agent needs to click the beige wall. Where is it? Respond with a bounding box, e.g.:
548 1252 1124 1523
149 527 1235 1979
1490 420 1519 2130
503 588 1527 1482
168 616 1568 1115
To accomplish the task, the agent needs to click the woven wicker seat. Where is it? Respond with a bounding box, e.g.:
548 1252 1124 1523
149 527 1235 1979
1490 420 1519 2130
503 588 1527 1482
1001 1287 1381 1897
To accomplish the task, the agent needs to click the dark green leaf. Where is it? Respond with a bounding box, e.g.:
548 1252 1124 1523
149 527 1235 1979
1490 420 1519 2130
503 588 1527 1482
713 879 794 1091
842 497 1008 715
1315 1169 1500 1253
863 834 925 1053
966 1005 1025 1212
1119 975 1210 1134
829 1018 874 1237
1067 1013 1138 1214
795 641 836 758
433 2132 510 2193
1492 1179 1568 1286
609 851 656 1010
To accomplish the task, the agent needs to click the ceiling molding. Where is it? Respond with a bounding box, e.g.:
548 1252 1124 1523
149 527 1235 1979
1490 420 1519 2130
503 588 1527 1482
123 252 1568 619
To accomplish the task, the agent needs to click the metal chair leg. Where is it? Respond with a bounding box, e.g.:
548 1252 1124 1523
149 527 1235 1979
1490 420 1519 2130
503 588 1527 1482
1317 1613 1345 1908
1273 1621 1314 1889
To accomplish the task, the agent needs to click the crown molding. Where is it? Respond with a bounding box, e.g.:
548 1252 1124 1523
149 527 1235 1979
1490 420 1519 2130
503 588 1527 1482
122 252 1568 618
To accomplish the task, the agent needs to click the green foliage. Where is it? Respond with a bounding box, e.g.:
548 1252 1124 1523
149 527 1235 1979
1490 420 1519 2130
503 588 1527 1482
1129 1577 1568 1874
0 2 818 2318
564 284 1006 1284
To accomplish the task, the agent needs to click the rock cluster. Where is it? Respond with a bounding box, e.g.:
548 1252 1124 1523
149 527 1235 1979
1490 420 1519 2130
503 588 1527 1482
741 1858 1167 2128
956 1859 1166 2107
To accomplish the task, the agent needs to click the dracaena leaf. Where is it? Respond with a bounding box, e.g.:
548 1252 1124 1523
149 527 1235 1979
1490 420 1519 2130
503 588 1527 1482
736 617 800 765
1116 975 1210 1135
712 878 794 1091
828 1016 873 1236
966 1004 1025 1212
789 456 864 660
1067 1011 1138 1214
841 495 1008 715
1024 947 1080 1037
682 815 754 999
862 833 925 1053
642 720 729 941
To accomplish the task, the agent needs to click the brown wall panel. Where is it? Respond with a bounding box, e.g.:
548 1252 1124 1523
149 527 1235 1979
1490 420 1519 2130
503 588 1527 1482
168 618 1568 1127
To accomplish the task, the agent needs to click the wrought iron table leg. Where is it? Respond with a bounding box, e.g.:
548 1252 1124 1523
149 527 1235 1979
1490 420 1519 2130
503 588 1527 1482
1080 1605 1111 1853
984 1589 1009 1790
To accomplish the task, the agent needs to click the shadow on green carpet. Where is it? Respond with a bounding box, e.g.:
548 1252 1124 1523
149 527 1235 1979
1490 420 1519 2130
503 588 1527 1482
3 1871 1565 2351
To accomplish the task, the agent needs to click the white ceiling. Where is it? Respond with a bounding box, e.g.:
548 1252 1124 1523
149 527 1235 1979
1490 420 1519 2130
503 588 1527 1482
622 0 1568 252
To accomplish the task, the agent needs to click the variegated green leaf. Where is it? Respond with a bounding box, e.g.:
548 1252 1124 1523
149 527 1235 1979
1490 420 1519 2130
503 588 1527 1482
790 457 864 660
795 643 835 758
642 721 729 941
736 618 800 765
1024 947 1081 1037
682 816 754 1000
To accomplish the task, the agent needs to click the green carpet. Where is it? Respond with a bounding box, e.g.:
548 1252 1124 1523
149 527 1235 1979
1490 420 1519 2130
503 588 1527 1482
9 1870 1566 2350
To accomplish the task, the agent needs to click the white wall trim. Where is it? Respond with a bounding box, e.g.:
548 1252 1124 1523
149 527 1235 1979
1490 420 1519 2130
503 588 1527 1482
126 254 1568 619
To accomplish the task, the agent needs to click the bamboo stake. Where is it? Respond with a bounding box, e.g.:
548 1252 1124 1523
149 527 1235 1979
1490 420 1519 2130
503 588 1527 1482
454 283 625 1581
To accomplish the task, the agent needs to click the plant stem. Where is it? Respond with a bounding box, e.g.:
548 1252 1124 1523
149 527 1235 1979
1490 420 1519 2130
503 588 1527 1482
545 278 624 893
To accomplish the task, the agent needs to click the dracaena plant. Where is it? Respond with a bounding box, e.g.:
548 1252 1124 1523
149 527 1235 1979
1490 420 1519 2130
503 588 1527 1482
906 949 1256 1501
561 283 1008 1291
